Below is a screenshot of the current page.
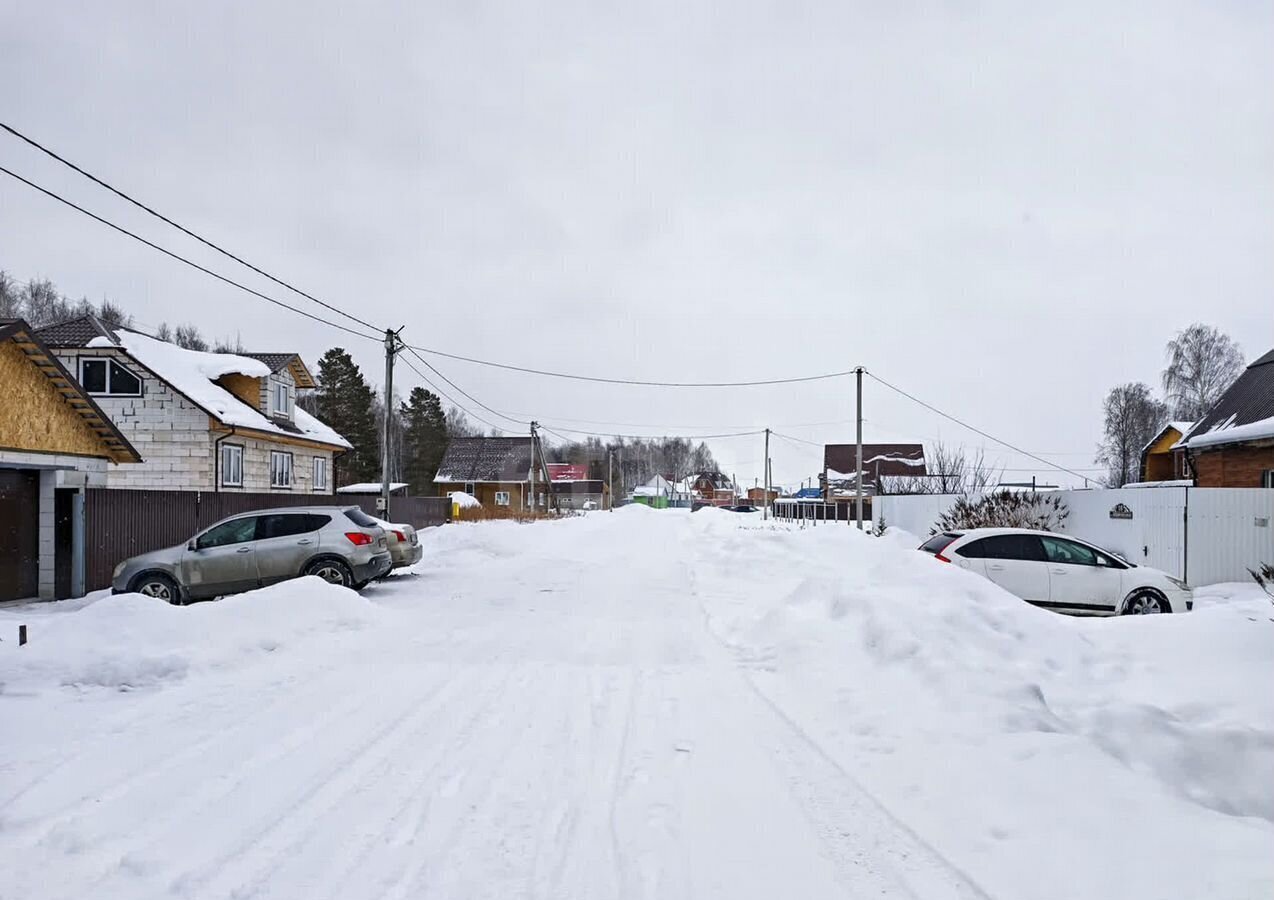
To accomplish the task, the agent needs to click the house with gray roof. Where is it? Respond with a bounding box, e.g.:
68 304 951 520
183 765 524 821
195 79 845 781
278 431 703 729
34 314 349 493
433 435 552 511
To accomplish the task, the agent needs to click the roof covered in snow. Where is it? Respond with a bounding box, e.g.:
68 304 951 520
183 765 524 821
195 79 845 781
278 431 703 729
435 436 546 483
1142 420 1196 455
1180 348 1274 450
75 326 350 449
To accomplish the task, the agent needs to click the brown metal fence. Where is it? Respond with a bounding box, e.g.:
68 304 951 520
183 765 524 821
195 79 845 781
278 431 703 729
85 489 451 591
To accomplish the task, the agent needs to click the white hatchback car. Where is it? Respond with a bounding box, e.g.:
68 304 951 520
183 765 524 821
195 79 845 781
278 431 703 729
919 528 1193 615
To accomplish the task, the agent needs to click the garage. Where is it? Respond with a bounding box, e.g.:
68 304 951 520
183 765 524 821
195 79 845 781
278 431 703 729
0 468 40 601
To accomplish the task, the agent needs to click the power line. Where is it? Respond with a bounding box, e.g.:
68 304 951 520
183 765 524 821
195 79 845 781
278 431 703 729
865 372 1091 481
396 352 516 436
771 431 823 448
0 165 383 344
540 424 765 441
401 345 529 429
404 341 861 388
0 121 382 334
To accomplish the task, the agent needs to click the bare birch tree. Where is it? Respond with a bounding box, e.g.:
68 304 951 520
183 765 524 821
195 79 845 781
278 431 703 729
1162 324 1244 420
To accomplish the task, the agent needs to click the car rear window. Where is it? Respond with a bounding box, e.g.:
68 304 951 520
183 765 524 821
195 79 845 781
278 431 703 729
919 532 960 554
344 509 379 528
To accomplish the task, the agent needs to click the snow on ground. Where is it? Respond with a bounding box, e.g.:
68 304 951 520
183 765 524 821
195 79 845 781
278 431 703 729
1 510 1270 900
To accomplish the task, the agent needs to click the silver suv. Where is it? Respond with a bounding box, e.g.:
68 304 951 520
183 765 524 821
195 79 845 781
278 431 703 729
112 506 393 604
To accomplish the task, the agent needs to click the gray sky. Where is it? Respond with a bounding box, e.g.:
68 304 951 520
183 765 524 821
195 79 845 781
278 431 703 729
2 1 1271 488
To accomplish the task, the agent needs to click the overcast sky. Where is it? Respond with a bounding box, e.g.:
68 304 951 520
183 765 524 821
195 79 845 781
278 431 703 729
2 1 1271 488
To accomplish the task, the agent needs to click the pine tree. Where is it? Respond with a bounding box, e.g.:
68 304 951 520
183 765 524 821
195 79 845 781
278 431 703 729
316 348 381 486
400 387 449 494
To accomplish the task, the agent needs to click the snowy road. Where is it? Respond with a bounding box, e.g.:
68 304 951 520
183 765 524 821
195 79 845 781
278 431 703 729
2 510 1271 899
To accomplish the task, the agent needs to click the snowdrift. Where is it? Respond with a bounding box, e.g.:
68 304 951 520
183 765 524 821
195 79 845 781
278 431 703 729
0 578 380 693
686 512 1274 896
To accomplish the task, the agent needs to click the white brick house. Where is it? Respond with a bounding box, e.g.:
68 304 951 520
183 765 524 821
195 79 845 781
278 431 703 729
35 316 349 493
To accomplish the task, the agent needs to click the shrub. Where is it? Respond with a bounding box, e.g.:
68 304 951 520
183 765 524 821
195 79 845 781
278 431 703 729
932 490 1069 534
1250 563 1274 602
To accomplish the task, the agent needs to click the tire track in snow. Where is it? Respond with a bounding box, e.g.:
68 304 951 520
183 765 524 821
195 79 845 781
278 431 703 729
7 666 366 854
157 665 473 900
0 663 353 819
214 662 523 900
690 571 998 900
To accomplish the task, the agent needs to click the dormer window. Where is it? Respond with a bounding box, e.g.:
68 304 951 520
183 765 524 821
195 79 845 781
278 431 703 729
269 378 293 420
80 358 141 396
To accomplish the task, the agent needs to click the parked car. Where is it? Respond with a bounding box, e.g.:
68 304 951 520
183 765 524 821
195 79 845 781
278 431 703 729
112 506 393 603
369 517 423 569
918 528 1193 615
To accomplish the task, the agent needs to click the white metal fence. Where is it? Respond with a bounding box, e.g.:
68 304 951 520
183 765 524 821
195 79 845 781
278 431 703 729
875 487 1274 585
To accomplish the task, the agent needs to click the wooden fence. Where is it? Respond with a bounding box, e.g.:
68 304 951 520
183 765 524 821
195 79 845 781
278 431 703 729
85 489 450 591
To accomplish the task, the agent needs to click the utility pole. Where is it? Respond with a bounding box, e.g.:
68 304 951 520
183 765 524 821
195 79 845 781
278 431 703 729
607 449 613 511
381 327 403 519
855 366 864 530
764 428 770 520
529 421 538 515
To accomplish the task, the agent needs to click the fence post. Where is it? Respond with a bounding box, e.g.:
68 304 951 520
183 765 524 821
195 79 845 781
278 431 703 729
19 625 27 646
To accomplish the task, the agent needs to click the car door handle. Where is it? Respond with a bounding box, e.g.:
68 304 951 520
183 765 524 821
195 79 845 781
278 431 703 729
297 539 312 545
1050 568 1067 575
236 546 252 554
987 564 1005 571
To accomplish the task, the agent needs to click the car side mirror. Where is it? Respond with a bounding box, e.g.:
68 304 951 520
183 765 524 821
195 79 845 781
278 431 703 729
187 539 198 551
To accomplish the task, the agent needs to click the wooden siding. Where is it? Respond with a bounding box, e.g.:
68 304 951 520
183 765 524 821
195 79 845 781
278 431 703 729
217 373 264 411
0 342 115 458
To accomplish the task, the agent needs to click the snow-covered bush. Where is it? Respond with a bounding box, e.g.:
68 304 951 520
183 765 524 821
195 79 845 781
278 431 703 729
1251 563 1274 602
931 490 1068 534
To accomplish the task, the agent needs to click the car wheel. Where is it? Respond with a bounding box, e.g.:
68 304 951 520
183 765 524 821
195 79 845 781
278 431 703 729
133 573 182 605
303 558 354 588
1122 589 1166 615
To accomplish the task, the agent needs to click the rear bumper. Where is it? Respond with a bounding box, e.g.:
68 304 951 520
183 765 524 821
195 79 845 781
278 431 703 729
391 544 423 568
353 552 392 583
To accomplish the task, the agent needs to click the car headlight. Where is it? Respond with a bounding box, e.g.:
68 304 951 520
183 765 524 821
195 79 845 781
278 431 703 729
113 561 127 579
1166 575 1190 591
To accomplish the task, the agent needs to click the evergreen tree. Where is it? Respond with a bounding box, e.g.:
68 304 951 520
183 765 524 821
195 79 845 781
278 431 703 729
316 348 381 485
400 387 449 494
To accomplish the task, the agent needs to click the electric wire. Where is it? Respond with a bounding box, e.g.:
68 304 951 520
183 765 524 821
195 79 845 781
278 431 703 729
865 372 1091 480
0 121 382 333
0 165 383 343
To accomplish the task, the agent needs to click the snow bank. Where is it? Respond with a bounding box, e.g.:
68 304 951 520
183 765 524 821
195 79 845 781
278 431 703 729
448 490 481 509
0 578 380 693
687 514 1274 895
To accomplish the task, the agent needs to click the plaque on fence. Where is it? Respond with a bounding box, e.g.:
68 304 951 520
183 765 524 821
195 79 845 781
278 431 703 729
1109 503 1134 520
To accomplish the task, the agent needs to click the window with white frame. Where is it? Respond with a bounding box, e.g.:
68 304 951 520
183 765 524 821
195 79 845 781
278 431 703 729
464 482 475 495
495 490 510 506
270 450 293 488
80 358 141 396
312 456 328 492
221 444 243 487
270 379 292 419
1263 470 1274 489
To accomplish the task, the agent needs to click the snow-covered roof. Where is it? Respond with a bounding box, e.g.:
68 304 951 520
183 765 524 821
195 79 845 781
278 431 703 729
1123 479 1193 488
88 329 351 449
336 482 408 494
1144 420 1196 454
1182 414 1274 450
448 490 481 508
